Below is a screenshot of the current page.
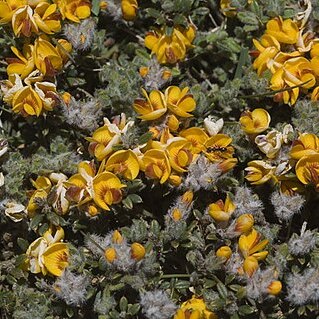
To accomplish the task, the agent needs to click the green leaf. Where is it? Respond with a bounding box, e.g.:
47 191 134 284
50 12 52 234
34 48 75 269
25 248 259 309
17 238 29 252
122 197 133 209
127 194 143 204
239 305 256 315
234 47 249 79
127 304 140 315
138 132 153 144
30 214 44 231
91 0 100 16
145 8 161 18
217 282 228 299
119 297 128 312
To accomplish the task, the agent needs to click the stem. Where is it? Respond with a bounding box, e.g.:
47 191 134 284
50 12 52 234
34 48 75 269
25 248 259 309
239 79 312 99
80 230 105 253
160 274 191 279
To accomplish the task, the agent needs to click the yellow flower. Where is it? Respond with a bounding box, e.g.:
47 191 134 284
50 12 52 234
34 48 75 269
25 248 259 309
145 25 195 64
270 57 316 105
245 160 276 185
105 150 140 180
234 214 254 234
87 116 134 161
238 228 269 260
0 0 27 24
265 17 299 44
66 160 96 205
179 127 209 154
31 175 52 192
220 0 237 17
12 5 38 37
92 171 126 211
216 246 232 260
11 80 58 116
204 134 234 163
130 242 145 261
166 138 193 173
33 36 64 76
295 154 319 190
133 88 167 120
33 2 62 34
54 0 91 23
25 226 69 276
43 225 65 245
239 108 271 134
121 0 138 21
141 149 171 184
1 74 24 105
174 296 217 319
11 85 42 116
165 86 196 118
7 44 34 79
42 242 69 276
208 193 235 222
252 35 280 76
290 133 319 160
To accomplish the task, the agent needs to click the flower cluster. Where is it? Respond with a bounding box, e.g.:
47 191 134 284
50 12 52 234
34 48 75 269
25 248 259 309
253 16 319 105
24 225 69 276
241 108 319 195
145 25 196 64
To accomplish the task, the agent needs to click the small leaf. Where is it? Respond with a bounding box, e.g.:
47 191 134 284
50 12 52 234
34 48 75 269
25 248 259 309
127 304 140 315
17 238 29 252
91 0 100 16
30 214 44 231
138 132 153 144
119 296 128 312
239 305 256 315
217 282 228 299
122 197 133 209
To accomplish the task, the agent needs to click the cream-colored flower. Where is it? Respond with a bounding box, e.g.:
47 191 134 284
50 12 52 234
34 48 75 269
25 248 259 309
255 130 283 159
203 116 224 136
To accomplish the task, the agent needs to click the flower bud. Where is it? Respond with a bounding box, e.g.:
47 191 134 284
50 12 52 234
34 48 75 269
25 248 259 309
162 70 172 80
182 190 194 205
216 246 232 260
172 208 183 221
139 66 149 78
167 114 179 131
104 247 117 263
131 243 146 261
112 230 123 244
267 280 282 295
235 214 254 234
88 204 100 217
243 256 259 277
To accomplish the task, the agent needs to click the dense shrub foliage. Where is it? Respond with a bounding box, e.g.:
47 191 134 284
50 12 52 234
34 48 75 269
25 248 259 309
1 0 319 318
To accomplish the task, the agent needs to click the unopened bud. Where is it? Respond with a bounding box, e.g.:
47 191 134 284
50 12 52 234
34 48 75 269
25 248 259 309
243 256 258 277
172 208 182 221
216 246 232 260
112 230 123 244
104 247 117 263
267 280 282 295
139 66 149 78
167 114 179 132
131 242 146 261
235 214 254 234
182 190 193 205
